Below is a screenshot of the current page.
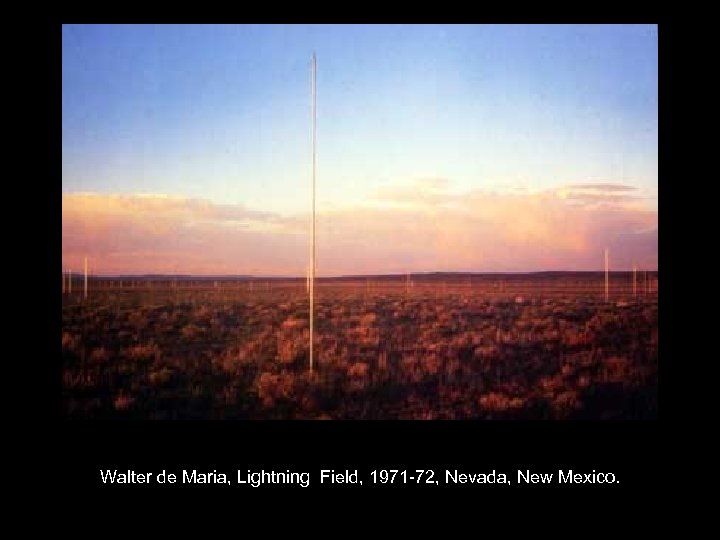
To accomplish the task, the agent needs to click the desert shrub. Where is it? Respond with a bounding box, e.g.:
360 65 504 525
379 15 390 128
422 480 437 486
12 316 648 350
347 362 369 378
400 354 418 373
113 393 135 411
479 392 523 412
562 328 590 347
420 354 441 376
377 350 388 371
538 375 564 395
359 313 377 326
276 330 307 365
125 343 160 363
193 305 211 319
89 347 109 364
552 390 580 416
62 332 79 351
601 356 631 384
148 366 172 386
256 371 294 407
282 317 305 330
181 323 201 340
474 345 498 360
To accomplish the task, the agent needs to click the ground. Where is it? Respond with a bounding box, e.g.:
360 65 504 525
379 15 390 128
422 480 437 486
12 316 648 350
61 273 658 419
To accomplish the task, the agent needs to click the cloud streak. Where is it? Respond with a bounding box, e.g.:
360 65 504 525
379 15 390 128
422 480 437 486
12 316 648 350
62 183 657 275
563 183 638 192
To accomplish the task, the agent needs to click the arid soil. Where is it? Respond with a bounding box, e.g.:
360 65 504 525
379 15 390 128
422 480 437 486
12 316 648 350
61 275 658 419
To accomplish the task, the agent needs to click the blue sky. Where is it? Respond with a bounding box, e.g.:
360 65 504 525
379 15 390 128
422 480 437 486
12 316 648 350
62 24 658 275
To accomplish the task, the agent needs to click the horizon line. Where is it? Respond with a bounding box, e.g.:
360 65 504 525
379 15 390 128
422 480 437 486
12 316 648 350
62 269 659 279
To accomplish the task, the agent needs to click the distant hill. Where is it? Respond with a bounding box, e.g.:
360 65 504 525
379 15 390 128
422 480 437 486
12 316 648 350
65 270 657 281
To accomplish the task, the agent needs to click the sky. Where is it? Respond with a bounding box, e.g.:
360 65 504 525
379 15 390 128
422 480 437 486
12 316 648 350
62 24 658 276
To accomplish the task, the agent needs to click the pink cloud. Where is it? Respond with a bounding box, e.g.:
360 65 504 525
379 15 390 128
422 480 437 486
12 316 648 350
62 187 657 276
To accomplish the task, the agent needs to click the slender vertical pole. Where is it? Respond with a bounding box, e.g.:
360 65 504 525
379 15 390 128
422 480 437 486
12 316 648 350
84 257 88 300
633 263 637 298
310 52 316 375
604 248 609 302
62 270 66 294
68 269 72 294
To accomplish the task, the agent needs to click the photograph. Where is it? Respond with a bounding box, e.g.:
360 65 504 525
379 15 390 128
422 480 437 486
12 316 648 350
62 23 658 420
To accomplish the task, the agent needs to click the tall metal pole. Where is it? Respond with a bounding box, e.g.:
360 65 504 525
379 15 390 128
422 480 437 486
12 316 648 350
310 52 316 375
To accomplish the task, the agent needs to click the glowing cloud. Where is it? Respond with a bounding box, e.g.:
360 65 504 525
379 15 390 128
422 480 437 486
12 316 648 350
63 182 657 276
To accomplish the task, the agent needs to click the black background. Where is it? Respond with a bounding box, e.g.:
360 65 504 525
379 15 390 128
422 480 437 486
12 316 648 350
56 422 660 496
39 17 673 503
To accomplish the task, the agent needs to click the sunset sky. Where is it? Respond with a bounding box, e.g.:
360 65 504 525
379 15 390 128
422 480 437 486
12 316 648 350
62 24 658 276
